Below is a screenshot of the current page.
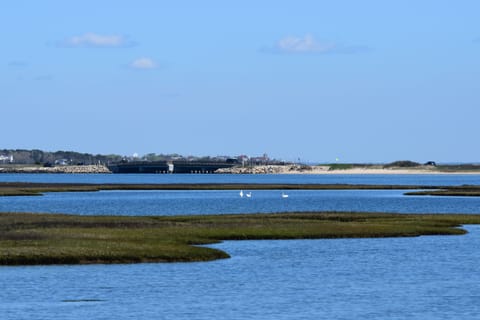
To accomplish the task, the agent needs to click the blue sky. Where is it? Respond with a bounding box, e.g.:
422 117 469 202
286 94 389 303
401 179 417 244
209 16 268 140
1 1 479 163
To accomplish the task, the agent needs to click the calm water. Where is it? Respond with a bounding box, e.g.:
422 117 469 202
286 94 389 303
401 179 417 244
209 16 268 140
2 174 480 319
1 172 480 185
2 189 480 215
2 226 480 320
2 173 480 215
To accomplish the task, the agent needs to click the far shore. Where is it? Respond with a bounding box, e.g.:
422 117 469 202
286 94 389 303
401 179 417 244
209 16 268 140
216 165 480 175
2 163 480 175
0 164 110 174
298 167 480 175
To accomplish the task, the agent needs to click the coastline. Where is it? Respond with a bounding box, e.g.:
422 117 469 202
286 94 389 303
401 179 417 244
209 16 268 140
1 164 480 175
0 164 111 174
216 165 480 175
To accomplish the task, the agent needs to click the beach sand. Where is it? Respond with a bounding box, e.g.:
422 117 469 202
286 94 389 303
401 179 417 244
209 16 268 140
216 165 480 175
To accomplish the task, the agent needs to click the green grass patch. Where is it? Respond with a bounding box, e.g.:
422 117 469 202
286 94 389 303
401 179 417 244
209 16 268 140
327 163 354 171
1 212 479 265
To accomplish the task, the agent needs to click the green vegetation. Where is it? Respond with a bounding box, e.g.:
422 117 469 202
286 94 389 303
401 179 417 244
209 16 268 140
327 163 354 171
436 164 480 172
384 160 422 168
4 182 480 197
405 185 480 196
1 211 480 265
1 149 123 165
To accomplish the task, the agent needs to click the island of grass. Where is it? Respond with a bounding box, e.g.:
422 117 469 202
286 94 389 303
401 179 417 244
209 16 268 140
2 211 480 265
0 182 445 197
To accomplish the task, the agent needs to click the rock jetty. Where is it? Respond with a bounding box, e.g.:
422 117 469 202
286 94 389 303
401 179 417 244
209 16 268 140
215 165 325 174
0 165 111 174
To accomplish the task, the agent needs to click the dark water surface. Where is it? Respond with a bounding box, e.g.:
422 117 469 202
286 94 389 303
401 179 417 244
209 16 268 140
2 174 480 319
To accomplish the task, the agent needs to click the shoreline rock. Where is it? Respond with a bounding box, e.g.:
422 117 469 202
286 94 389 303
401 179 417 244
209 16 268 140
215 165 328 174
0 165 112 174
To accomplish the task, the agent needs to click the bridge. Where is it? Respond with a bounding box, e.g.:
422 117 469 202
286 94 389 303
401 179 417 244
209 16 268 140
107 160 237 174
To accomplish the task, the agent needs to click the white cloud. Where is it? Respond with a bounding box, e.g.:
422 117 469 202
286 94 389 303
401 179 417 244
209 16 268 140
130 57 157 69
59 33 136 48
277 34 336 53
269 34 368 54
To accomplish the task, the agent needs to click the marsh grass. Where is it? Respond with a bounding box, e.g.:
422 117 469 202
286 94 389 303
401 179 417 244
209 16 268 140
405 185 480 196
3 182 475 197
0 182 443 197
1 212 479 265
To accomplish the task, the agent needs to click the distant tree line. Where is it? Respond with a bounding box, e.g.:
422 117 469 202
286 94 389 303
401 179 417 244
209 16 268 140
1 149 288 166
0 149 124 165
383 160 421 168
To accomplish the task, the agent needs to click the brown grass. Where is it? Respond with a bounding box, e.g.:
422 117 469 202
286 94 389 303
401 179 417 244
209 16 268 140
1 211 479 265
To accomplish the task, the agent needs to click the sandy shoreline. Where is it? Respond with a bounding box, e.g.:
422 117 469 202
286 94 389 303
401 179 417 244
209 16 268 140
216 165 480 175
306 167 480 175
307 168 480 175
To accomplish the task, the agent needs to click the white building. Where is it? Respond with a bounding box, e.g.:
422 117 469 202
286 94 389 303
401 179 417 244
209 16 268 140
0 155 13 163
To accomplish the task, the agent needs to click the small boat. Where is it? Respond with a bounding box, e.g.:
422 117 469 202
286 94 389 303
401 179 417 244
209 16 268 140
281 192 289 198
239 190 244 197
246 192 252 198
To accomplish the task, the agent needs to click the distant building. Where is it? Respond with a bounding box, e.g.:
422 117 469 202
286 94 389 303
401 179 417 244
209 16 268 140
250 153 270 165
236 155 249 167
0 155 13 163
55 159 70 166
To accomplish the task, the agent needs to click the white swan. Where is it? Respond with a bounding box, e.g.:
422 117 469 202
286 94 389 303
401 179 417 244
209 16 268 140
281 192 289 198
246 192 252 198
239 190 244 197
